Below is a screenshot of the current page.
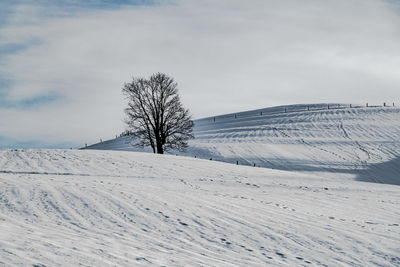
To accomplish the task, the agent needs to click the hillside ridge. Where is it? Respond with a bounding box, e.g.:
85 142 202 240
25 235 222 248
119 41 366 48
85 104 400 185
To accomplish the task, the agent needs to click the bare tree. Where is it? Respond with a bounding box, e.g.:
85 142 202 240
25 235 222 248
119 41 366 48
122 73 194 154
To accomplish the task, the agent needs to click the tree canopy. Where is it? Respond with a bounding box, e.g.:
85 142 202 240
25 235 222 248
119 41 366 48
123 73 194 154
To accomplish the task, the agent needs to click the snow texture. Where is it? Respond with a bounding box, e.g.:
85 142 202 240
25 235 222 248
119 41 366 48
87 104 400 185
1 104 399 266
0 149 399 266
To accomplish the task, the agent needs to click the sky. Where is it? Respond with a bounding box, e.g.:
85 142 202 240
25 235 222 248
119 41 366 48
0 0 400 148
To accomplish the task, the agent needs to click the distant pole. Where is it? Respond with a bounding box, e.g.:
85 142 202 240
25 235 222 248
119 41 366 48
236 160 238 165
100 138 102 142
366 103 368 107
384 102 386 107
393 102 395 107
85 143 87 148
350 104 352 108
285 108 287 113
213 117 215 122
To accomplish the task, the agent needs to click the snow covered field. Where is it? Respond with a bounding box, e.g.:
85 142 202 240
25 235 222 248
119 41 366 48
1 104 399 266
0 149 399 266
87 104 400 185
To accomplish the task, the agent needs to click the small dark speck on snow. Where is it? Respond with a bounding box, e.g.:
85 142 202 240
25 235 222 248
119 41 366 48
275 252 286 258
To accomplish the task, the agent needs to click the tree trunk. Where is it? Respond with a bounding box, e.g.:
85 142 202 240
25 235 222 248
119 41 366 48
155 129 164 154
156 142 164 154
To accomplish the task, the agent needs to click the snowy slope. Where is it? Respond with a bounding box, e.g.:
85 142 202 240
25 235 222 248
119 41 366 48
0 149 399 266
85 104 400 185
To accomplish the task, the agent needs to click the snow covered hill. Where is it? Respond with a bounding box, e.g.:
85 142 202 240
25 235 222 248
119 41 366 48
85 104 400 185
0 149 399 266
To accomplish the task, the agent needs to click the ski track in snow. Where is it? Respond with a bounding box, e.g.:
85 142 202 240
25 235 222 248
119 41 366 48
0 149 399 266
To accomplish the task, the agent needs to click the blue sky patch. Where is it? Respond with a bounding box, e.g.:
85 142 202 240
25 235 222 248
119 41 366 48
0 43 30 56
0 91 61 109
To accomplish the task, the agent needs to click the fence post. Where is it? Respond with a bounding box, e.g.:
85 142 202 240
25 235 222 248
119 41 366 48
307 106 309 111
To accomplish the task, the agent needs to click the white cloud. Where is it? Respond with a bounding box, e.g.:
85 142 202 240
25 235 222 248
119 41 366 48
0 0 400 147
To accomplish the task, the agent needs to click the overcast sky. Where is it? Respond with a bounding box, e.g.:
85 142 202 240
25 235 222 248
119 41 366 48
0 0 399 148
